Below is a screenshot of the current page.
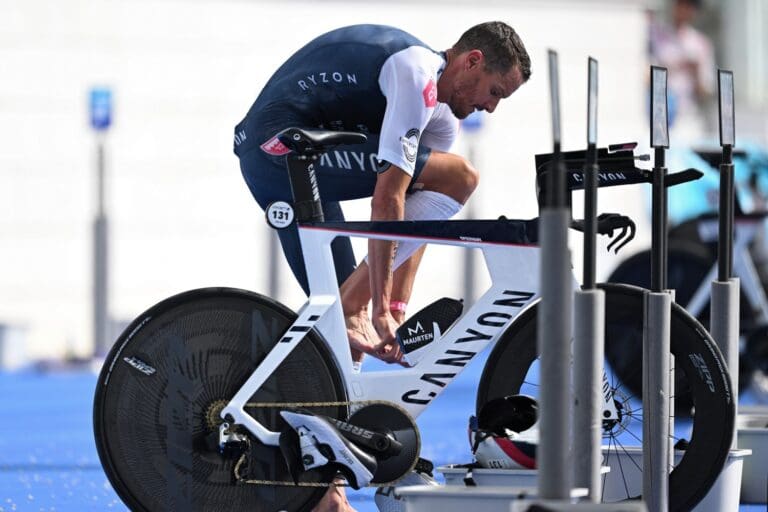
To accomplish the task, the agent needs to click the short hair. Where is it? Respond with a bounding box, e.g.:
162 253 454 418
453 21 532 81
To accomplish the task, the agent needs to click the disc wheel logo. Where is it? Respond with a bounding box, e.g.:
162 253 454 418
266 201 295 229
400 128 420 163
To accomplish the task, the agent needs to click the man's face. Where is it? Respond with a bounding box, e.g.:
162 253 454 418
674 0 699 26
444 50 525 119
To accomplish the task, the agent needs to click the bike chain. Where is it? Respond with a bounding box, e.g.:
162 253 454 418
233 399 418 488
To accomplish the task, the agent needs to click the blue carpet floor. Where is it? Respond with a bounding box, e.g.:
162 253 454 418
0 356 764 511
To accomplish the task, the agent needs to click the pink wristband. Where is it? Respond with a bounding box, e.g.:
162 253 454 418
389 301 407 313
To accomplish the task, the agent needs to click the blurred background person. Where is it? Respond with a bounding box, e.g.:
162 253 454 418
649 0 715 142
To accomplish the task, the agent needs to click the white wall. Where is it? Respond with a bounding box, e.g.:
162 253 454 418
0 0 651 359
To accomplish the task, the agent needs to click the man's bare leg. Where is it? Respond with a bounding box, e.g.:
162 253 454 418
340 151 477 361
389 246 426 323
340 245 426 364
339 261 379 363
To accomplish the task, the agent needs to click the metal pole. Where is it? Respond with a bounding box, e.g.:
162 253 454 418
93 137 110 357
537 50 572 500
572 57 604 501
718 152 734 282
710 69 740 445
572 289 604 501
268 230 281 301
462 142 478 304
643 65 672 512
643 291 671 512
651 147 667 292
538 208 572 500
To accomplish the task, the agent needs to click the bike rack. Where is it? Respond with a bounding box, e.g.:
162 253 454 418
571 56 606 503
536 49 574 501
710 69 740 428
703 68 755 512
643 65 673 512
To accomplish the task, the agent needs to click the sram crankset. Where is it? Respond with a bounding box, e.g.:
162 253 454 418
232 401 420 487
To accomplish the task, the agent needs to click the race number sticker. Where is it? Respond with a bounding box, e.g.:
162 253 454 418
266 201 295 229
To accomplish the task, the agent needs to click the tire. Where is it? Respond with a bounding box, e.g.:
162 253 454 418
476 283 734 512
608 242 754 398
93 288 347 512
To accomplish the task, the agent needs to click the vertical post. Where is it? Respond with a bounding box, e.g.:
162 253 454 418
537 50 573 500
582 58 599 291
572 57 604 502
710 70 740 446
268 230 281 300
461 113 483 304
643 66 672 512
90 87 112 357
93 137 109 357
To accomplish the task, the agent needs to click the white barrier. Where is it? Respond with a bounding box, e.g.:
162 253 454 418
737 411 768 503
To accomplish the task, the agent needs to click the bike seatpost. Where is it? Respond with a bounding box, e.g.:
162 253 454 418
286 154 325 223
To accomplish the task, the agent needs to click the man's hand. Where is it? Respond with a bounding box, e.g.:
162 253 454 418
371 311 406 365
345 309 406 366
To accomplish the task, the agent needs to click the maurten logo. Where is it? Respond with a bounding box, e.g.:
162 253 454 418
407 321 424 336
401 321 440 350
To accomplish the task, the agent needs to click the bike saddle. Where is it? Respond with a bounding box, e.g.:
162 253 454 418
279 409 378 489
277 127 367 155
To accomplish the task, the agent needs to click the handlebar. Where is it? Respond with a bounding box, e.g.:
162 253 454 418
570 213 636 253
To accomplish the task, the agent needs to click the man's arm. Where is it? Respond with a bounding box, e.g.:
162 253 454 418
368 164 412 362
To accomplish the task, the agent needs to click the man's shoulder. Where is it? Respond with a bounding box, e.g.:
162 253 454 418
310 24 432 53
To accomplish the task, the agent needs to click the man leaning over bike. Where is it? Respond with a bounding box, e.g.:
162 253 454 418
234 21 531 512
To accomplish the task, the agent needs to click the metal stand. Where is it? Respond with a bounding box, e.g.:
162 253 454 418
537 50 573 499
572 288 604 500
572 57 604 502
642 66 673 512
642 291 671 511
710 70 740 445
93 136 110 357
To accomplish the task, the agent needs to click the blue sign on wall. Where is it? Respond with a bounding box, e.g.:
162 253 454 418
89 87 112 131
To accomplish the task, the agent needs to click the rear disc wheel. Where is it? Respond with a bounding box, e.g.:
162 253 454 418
93 287 347 512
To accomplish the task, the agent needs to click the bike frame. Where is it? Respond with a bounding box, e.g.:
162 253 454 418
220 219 620 447
684 216 768 322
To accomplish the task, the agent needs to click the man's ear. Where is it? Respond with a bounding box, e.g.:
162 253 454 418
465 49 484 70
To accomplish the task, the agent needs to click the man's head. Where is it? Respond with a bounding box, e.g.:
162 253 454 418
438 21 531 119
673 0 703 27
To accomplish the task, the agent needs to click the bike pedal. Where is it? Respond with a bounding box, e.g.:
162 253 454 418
396 297 463 366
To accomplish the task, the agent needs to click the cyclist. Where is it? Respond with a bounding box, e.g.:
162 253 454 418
235 22 530 373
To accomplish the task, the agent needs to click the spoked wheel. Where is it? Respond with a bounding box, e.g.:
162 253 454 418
476 283 734 512
93 288 347 512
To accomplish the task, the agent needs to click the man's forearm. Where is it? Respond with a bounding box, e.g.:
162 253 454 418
369 199 403 316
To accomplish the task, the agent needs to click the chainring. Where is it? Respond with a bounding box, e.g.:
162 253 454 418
347 402 421 485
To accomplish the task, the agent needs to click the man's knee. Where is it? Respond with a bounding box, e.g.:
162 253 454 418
417 153 479 204
455 156 479 203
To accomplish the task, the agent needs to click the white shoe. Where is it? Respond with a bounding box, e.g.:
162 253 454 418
374 469 438 512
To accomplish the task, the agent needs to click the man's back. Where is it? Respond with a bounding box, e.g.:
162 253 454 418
234 24 439 156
